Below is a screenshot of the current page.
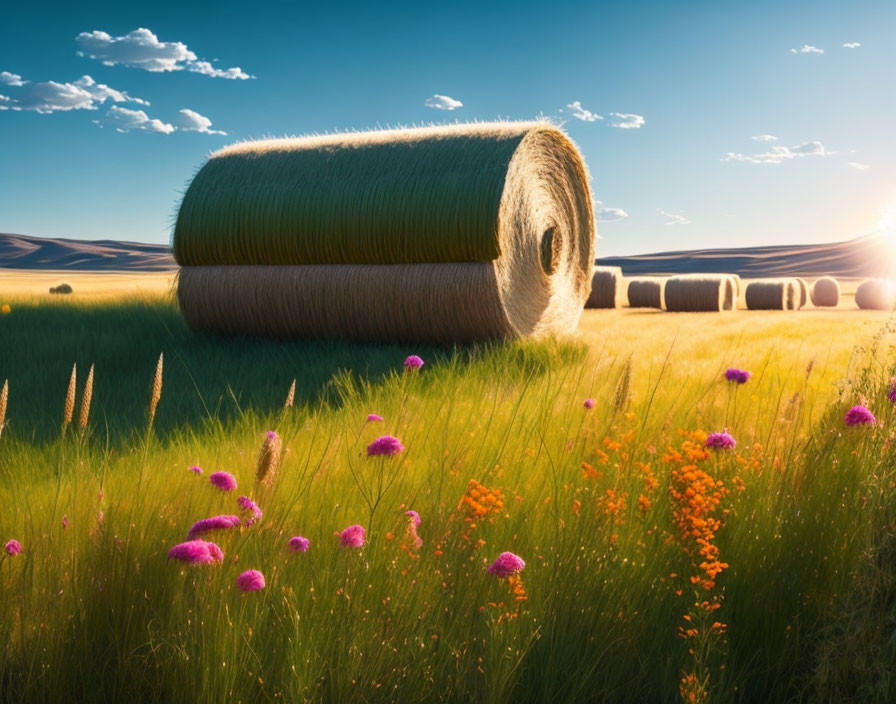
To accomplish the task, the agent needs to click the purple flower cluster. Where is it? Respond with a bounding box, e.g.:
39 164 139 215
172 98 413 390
367 435 404 457
706 429 736 449
189 465 203 475
340 524 366 548
404 355 424 370
888 379 896 405
209 471 237 492
289 536 310 553
237 496 263 526
725 368 751 384
845 405 876 427
235 569 265 592
487 552 526 577
366 413 384 423
168 540 224 564
187 515 241 540
583 398 595 410
5 539 22 556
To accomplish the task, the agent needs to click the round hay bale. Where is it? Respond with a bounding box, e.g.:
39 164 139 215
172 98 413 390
664 275 736 312
50 283 73 295
585 266 622 309
855 278 896 311
810 276 840 307
794 278 809 308
174 122 594 343
625 277 665 309
744 280 798 310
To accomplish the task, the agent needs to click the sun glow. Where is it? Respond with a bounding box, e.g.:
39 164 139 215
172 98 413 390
881 203 896 246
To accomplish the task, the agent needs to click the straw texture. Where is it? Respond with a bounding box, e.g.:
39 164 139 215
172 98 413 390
664 276 736 312
175 122 595 343
810 277 840 307
794 278 809 308
855 278 896 310
625 277 665 309
585 266 622 309
744 280 798 310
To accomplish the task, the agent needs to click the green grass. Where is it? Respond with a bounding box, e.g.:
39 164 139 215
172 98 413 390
1 295 895 703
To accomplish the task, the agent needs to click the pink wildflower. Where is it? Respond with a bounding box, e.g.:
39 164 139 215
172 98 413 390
4 539 21 556
583 398 595 410
62 515 69 529
366 413 384 423
487 552 526 577
367 435 404 457
289 536 310 553
168 540 224 564
706 429 736 449
339 524 366 548
404 355 424 370
237 496 263 525
187 515 241 540
209 471 237 492
236 569 265 592
189 465 203 474
724 368 751 384
845 405 876 427
404 510 421 527
404 510 422 548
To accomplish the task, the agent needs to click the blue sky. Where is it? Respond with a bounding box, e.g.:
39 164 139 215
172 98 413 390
1 0 894 256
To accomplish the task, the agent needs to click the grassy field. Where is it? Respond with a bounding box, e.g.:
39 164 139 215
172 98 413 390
1 287 895 703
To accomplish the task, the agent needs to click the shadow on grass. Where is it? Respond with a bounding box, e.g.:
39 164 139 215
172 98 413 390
0 295 586 444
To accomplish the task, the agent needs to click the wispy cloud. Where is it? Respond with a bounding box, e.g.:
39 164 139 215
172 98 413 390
723 139 829 164
608 112 645 129
842 42 862 49
0 72 147 113
76 28 252 79
790 44 824 54
751 134 778 142
424 94 462 110
565 100 602 122
595 201 628 222
657 208 691 225
176 108 226 135
848 161 869 170
96 105 175 133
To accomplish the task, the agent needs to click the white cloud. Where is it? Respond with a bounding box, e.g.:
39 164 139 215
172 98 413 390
842 42 862 49
657 208 691 226
0 71 24 86
76 28 252 79
790 44 824 54
608 112 645 129
594 201 628 222
751 134 778 142
97 105 175 134
565 100 602 122
723 139 828 164
848 161 870 170
424 94 463 110
176 108 226 135
0 72 147 113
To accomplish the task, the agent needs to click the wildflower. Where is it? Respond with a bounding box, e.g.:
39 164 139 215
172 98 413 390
187 515 241 540
404 355 424 370
706 429 736 449
888 378 896 404
405 510 421 527
367 435 404 457
168 540 224 564
845 404 876 427
5 539 21 556
0 304 9 315
97 510 104 525
256 430 282 485
235 569 265 591
724 368 751 384
209 471 237 491
289 536 310 553
340 524 366 548
189 465 203 475
237 496 263 525
583 398 595 410
62 515 69 529
404 510 423 549
366 413 384 423
487 551 526 577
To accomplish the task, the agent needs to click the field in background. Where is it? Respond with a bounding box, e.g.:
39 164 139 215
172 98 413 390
1 283 895 703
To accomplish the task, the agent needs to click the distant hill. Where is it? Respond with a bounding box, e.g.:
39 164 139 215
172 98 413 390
1 231 893 278
599 234 895 279
0 233 175 271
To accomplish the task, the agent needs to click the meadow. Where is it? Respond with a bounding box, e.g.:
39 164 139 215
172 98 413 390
1 290 895 703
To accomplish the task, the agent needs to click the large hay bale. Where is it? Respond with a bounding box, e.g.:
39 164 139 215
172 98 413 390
664 276 736 312
810 276 840 307
855 278 896 311
585 266 622 309
744 279 798 310
794 278 809 308
173 122 594 344
625 277 665 309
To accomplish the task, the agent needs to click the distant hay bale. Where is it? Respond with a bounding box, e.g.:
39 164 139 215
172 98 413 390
664 275 736 312
173 122 594 344
625 277 665 309
744 280 798 310
585 266 622 309
49 283 73 294
794 278 809 308
855 278 896 311
810 277 840 307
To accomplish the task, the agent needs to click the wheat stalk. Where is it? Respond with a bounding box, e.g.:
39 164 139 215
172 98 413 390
256 430 283 485
614 357 632 412
284 379 296 408
79 364 94 431
0 379 8 441
63 363 77 432
148 353 163 429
